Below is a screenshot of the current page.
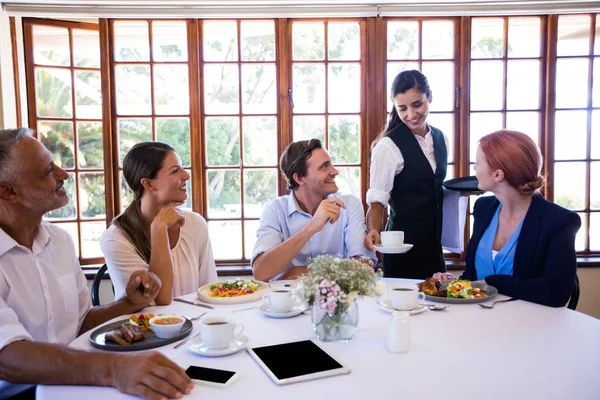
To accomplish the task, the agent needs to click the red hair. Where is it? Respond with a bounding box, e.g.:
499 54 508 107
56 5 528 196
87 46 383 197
479 130 544 195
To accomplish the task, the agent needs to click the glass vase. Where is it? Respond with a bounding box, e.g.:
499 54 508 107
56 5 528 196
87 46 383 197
311 298 359 342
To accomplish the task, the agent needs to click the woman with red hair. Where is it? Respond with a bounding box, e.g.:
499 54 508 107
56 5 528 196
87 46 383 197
435 130 580 307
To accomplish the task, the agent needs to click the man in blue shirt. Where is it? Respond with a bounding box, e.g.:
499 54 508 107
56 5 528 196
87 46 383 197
251 139 376 282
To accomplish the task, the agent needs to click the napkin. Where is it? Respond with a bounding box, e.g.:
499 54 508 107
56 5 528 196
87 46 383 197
441 188 468 253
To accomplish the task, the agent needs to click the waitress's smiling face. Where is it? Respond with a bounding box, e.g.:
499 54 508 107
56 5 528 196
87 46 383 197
394 88 431 136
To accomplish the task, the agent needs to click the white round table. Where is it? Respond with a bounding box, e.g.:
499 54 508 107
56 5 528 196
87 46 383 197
37 278 600 400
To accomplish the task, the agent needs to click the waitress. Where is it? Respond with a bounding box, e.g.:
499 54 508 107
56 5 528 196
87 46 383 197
364 70 448 279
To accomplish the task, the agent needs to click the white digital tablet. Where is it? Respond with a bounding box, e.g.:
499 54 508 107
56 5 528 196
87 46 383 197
247 339 351 385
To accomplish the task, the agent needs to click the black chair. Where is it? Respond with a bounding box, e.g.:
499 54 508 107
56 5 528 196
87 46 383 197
567 275 580 310
91 263 113 306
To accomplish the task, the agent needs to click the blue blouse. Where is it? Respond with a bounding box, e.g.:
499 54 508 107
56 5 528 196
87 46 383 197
474 204 524 280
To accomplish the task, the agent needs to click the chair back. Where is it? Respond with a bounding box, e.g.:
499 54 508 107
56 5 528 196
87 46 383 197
91 264 109 306
567 274 580 310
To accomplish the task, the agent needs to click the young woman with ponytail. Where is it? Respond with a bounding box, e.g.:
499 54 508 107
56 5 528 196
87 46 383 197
364 70 449 279
100 142 217 304
434 130 580 307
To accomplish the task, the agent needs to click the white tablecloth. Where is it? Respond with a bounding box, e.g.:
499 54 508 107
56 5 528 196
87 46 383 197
37 278 600 400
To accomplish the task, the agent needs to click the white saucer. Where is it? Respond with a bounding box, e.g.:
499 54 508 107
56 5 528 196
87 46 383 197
376 298 427 315
186 334 248 357
374 244 413 254
259 302 305 318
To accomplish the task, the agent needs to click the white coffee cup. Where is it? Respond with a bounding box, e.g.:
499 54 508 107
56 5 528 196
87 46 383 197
388 285 425 311
263 288 295 313
199 316 244 349
380 231 404 248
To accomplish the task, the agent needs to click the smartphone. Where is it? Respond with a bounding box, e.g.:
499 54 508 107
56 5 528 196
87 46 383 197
185 365 237 387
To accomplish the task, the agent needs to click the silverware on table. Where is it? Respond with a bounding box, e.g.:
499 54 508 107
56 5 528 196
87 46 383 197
173 298 214 309
232 306 257 313
478 297 517 309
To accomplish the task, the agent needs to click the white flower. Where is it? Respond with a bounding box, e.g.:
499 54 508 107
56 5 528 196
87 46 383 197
375 281 387 297
345 290 359 304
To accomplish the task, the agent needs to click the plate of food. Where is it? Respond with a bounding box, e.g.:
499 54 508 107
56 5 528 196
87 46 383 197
197 278 269 305
89 313 192 351
417 277 498 304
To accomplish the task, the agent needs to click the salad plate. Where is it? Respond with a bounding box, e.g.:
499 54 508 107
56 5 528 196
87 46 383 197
423 281 498 304
186 334 248 357
197 279 268 305
376 299 427 315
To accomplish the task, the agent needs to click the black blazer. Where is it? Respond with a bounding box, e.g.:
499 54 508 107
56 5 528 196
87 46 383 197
462 194 581 307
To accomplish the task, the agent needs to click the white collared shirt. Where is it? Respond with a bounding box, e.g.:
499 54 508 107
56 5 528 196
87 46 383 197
366 127 450 207
0 222 91 398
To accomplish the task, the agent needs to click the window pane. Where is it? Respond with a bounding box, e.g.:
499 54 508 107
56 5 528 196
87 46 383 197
293 116 325 143
73 29 100 68
421 61 454 112
470 112 502 161
80 221 105 258
38 121 74 169
471 18 504 58
203 21 238 62
554 162 586 210
117 118 152 165
152 21 188 62
596 15 600 55
183 170 193 210
120 172 133 212
427 113 453 163
293 64 325 113
329 115 360 164
45 178 77 220
328 22 360 61
335 167 360 198
75 70 102 119
242 117 277 166
555 58 589 109
591 213 600 251
54 223 79 257
592 110 600 159
241 64 277 114
507 17 541 58
328 64 360 113
207 170 241 218
557 15 591 57
575 213 587 251
244 220 260 260
77 122 103 169
470 61 503 111
446 164 454 180
505 112 539 146
205 117 240 166
591 162 600 210
292 22 324 61
114 21 149 62
209 221 242 259
387 21 418 60
593 59 600 107
243 169 278 218
156 118 191 166
36 68 73 118
555 110 587 160
33 26 70 66
507 60 540 110
115 65 151 115
422 20 454 59
241 21 275 62
204 64 239 115
154 65 189 115
79 172 105 219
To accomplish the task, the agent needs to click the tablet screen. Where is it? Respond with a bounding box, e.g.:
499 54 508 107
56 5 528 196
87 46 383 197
250 340 344 380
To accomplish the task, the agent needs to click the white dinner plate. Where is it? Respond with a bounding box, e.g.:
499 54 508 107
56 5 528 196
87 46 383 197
186 334 248 357
197 280 269 305
374 244 413 254
259 302 306 318
376 298 427 315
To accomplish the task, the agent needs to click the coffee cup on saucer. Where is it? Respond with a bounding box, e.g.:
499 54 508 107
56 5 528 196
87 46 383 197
380 231 404 248
263 287 295 313
198 316 244 349
388 285 425 311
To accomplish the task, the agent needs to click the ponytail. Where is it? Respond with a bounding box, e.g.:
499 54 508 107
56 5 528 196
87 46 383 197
113 198 151 263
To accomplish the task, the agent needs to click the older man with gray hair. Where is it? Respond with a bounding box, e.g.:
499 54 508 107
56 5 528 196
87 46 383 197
0 128 193 400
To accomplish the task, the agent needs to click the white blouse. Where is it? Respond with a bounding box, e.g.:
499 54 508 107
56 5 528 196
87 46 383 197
366 128 450 207
100 210 218 300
